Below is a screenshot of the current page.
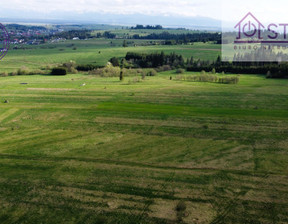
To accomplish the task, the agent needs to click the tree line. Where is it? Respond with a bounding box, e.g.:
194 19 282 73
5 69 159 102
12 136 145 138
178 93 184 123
52 30 220 44
131 25 163 30
131 32 221 44
124 52 185 68
110 52 288 78
187 56 288 78
53 30 92 40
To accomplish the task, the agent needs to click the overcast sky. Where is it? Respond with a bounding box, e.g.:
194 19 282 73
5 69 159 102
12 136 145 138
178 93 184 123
1 0 221 19
222 0 288 24
1 0 287 27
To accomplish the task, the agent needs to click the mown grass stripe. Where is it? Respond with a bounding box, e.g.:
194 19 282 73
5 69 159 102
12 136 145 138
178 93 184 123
0 108 19 123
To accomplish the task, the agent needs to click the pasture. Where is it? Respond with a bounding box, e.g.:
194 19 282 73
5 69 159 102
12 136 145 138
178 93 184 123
0 40 220 73
0 71 287 224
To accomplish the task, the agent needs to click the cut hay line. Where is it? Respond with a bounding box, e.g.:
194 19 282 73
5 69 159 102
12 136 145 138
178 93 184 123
27 88 74 91
0 108 19 123
0 153 282 176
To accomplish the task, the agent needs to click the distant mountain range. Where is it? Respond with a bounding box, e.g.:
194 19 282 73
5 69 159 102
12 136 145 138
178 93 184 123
0 12 221 30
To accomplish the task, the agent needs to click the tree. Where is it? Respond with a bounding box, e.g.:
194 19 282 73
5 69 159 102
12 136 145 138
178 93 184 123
51 67 67 76
211 68 216 74
147 69 157 76
109 57 120 67
123 40 128 47
120 70 124 81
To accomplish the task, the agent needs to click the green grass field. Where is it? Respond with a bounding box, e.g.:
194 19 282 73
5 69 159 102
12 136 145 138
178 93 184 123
91 28 209 38
0 71 288 223
0 40 220 73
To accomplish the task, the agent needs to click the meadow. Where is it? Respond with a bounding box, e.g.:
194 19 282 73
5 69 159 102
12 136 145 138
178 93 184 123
0 39 220 73
0 68 288 223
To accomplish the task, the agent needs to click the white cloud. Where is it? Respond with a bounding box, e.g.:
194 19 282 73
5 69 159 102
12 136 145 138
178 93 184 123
222 0 288 24
1 0 222 19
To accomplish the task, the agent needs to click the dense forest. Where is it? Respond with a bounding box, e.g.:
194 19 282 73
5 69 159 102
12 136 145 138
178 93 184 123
131 25 163 30
49 30 221 44
131 32 221 44
119 52 288 78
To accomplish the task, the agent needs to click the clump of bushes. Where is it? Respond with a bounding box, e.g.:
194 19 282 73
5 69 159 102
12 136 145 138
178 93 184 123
175 68 185 74
89 62 121 77
211 68 216 74
146 69 157 76
176 74 217 82
62 61 78 74
76 64 99 71
0 72 9 77
156 65 172 72
175 74 240 84
218 76 239 84
265 70 287 79
122 68 144 77
17 66 30 76
88 63 148 78
51 67 67 76
109 57 120 67
0 67 46 77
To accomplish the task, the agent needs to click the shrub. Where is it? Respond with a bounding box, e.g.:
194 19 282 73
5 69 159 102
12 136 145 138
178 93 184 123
175 75 185 81
0 72 8 77
62 61 77 73
175 74 239 84
266 71 272 78
211 68 216 74
17 66 30 76
89 63 121 77
51 67 67 76
103 63 121 77
218 76 239 84
162 65 172 71
109 57 120 67
156 65 172 72
175 68 185 74
122 68 136 76
77 64 99 71
31 69 46 75
185 74 218 82
146 69 157 76
70 67 78 74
